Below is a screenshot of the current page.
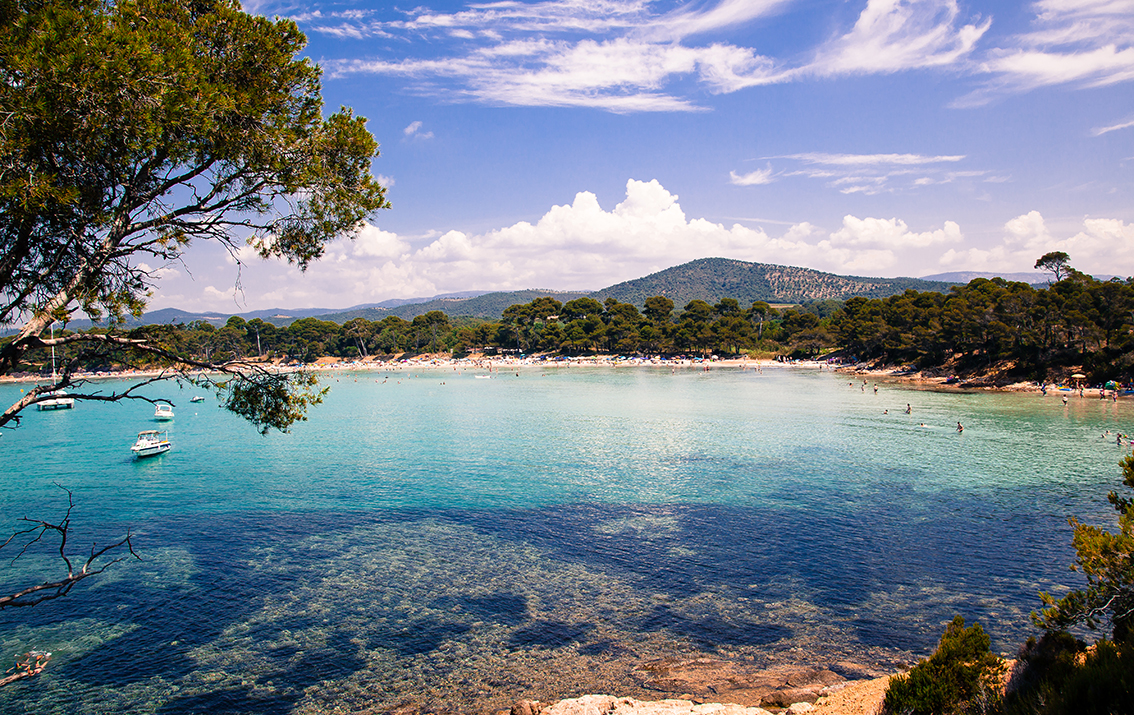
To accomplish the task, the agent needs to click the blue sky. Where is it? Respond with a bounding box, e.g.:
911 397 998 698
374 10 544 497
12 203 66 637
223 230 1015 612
157 0 1134 311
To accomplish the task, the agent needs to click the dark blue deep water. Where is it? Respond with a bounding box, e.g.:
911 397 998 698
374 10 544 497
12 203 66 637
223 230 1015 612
0 365 1128 713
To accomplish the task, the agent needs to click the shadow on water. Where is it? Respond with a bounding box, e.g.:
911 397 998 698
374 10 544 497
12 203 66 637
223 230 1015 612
0 479 1081 713
369 617 472 656
431 592 529 626
638 605 792 648
509 620 593 649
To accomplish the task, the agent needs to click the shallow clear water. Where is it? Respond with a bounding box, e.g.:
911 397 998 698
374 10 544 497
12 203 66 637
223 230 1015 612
0 366 1128 713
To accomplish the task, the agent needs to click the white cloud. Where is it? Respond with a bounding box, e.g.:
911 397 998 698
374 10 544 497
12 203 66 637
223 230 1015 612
831 215 961 248
403 121 434 140
315 0 988 112
729 165 775 185
158 179 1024 311
773 151 976 194
960 0 1134 104
937 210 1134 277
783 152 966 165
1092 115 1134 136
806 0 990 77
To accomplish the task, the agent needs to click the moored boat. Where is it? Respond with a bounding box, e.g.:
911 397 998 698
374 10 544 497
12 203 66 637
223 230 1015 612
37 390 75 410
154 403 174 420
131 430 171 458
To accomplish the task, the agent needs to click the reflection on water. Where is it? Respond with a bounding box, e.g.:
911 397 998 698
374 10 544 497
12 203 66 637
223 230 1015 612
0 366 1128 713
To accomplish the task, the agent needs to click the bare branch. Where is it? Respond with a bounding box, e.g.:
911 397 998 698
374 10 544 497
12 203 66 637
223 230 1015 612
0 486 139 610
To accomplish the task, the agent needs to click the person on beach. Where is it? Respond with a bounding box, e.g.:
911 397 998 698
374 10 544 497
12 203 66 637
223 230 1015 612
1062 395 1069 405
1041 384 1048 395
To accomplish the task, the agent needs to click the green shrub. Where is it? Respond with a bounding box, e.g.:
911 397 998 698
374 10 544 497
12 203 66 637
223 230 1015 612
1003 634 1134 715
882 616 1006 715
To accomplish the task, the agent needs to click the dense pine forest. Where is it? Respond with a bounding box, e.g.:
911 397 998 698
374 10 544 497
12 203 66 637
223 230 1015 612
10 262 1134 384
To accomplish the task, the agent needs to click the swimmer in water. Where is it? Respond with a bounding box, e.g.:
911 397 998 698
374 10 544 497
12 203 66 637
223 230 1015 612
905 404 912 414
957 422 963 433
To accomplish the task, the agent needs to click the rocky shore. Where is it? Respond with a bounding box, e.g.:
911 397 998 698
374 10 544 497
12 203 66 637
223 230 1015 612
506 659 895 715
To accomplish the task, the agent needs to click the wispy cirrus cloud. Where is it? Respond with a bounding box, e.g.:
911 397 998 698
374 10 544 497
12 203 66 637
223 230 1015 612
804 0 990 78
959 0 1134 105
312 0 988 112
1092 115 1134 136
732 152 980 195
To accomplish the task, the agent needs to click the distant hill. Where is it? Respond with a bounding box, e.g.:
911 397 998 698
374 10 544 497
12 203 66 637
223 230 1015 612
921 270 1119 285
921 271 1049 285
318 289 593 323
22 260 1038 335
591 258 958 306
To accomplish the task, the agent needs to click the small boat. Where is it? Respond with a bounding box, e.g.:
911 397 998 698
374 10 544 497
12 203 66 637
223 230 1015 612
154 403 174 420
37 322 75 410
37 390 75 410
131 430 171 458
189 395 205 403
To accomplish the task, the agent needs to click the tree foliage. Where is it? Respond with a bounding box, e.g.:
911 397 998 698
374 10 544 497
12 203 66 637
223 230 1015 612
0 0 389 430
1036 454 1134 642
882 616 1005 715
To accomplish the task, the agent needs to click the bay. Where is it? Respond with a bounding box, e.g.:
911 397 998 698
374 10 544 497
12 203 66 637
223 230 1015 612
0 365 1128 713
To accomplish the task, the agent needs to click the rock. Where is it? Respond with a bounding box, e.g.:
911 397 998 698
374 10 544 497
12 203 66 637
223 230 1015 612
635 658 846 708
760 688 822 708
541 695 774 715
513 700 545 715
786 703 816 715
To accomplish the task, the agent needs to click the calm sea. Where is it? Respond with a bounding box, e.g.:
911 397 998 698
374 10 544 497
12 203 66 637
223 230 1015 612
0 365 1127 713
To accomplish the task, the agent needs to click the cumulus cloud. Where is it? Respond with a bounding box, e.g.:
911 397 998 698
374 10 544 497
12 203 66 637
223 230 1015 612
937 210 1134 277
157 179 1023 311
831 215 961 248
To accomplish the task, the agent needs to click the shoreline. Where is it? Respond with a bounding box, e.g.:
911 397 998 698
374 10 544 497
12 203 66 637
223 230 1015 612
1 355 1112 399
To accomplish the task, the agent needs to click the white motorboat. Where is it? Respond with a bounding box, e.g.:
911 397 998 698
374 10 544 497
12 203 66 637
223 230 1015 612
154 403 174 420
37 390 75 410
131 430 171 458
189 395 205 403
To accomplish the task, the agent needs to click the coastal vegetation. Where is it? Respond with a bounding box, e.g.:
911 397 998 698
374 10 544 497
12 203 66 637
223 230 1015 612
11 259 1132 385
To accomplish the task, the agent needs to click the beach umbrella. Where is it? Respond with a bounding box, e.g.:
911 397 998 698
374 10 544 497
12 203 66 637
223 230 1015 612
1106 380 1118 390
1071 373 1086 379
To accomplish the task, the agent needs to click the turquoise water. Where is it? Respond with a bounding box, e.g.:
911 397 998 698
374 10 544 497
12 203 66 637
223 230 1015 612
0 366 1128 713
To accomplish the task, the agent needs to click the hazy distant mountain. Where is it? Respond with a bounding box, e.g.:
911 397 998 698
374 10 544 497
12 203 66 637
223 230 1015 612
40 260 1096 334
921 270 1119 285
318 289 593 323
920 271 1050 285
591 258 958 306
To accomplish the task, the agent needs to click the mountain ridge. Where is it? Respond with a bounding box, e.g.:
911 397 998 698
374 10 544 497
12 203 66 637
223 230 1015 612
45 258 989 330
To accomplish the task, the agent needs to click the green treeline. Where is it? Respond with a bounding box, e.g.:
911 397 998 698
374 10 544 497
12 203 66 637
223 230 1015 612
13 270 1134 383
833 271 1134 381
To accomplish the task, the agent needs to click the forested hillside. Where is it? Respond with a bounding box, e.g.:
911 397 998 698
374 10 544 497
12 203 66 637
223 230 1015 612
12 258 1132 384
593 257 956 305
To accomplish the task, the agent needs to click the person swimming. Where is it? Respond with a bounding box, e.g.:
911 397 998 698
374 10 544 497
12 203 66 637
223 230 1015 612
905 403 912 414
957 422 964 432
